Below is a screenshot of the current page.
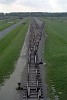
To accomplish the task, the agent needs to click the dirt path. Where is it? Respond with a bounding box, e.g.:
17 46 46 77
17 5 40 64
0 18 27 39
37 26 49 100
35 18 49 100
0 25 30 100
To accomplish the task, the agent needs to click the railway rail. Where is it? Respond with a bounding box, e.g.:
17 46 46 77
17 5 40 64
17 18 44 100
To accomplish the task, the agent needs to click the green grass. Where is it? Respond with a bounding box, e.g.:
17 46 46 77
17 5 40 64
0 19 29 85
0 23 14 31
44 18 67 100
0 18 22 31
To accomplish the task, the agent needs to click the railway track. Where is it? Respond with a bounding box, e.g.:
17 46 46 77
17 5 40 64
18 18 44 100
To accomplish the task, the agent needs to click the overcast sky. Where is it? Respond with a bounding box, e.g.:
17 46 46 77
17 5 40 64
0 0 67 13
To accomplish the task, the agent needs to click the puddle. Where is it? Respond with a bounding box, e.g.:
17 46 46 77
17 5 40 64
0 26 30 100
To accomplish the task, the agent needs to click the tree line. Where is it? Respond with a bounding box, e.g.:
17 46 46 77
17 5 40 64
0 12 67 19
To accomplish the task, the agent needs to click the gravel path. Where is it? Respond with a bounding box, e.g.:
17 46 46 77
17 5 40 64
37 28 49 100
0 25 30 100
34 17 43 26
0 18 27 39
35 18 49 100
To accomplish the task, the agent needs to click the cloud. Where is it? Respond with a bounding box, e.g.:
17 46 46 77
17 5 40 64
49 0 66 12
0 0 67 12
13 0 52 12
58 0 67 4
0 0 16 4
57 0 67 11
16 0 49 7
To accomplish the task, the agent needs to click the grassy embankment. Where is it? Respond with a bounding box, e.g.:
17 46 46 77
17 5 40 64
0 19 29 85
0 18 22 31
44 18 67 100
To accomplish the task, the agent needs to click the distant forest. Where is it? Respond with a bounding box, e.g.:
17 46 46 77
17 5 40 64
0 12 67 19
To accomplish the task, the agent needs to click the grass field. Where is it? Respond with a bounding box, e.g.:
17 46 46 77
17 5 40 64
0 19 29 85
44 18 67 100
0 18 22 31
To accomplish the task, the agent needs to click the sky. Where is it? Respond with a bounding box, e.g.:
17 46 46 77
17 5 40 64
0 0 67 13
